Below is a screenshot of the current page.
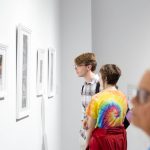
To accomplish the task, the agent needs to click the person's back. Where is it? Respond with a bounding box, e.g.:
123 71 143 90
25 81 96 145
87 89 127 128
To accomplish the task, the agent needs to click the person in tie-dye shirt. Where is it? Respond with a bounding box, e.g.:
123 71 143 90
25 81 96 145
85 64 128 150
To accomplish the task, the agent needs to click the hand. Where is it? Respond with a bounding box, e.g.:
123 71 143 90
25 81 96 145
85 142 89 150
82 118 88 130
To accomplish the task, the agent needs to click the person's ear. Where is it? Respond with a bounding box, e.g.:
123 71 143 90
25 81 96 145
87 65 92 70
103 77 107 83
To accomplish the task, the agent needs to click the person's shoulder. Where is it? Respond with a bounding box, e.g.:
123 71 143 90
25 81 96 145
117 90 127 99
97 90 119 99
91 92 100 100
94 74 99 81
91 91 105 101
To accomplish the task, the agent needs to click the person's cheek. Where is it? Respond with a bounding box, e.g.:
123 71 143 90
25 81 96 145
131 97 138 106
135 107 145 128
131 108 140 126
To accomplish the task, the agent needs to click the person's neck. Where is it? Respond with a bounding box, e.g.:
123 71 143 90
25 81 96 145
84 72 95 83
104 84 116 90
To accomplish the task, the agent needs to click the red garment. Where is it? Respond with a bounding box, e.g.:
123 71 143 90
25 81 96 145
86 126 127 150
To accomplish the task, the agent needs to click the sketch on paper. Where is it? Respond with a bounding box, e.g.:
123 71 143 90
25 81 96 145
16 24 31 121
36 49 45 97
0 44 6 100
22 34 28 108
47 47 56 98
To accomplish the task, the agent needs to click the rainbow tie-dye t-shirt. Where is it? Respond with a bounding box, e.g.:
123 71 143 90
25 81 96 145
86 89 127 128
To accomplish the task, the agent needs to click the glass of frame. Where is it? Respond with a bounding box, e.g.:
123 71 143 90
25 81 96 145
0 44 6 100
36 49 45 97
16 24 31 121
47 47 56 98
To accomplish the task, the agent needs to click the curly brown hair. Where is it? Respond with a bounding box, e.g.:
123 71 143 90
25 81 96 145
99 64 121 85
74 52 97 71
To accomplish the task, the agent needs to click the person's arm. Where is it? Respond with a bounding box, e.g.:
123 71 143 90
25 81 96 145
85 116 96 149
85 94 98 149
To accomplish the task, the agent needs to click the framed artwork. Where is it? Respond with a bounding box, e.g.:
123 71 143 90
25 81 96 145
0 44 6 100
16 24 31 121
36 49 45 97
47 47 56 98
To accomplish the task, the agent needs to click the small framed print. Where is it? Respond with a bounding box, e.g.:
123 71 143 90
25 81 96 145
47 47 56 98
16 24 31 121
0 44 6 100
36 49 45 97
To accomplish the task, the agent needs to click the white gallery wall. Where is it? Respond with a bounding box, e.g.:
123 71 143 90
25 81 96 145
0 0 61 150
92 0 150 150
61 0 92 149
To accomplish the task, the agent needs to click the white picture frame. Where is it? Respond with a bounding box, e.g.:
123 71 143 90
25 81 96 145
0 44 6 100
16 24 31 121
47 47 56 98
36 49 45 97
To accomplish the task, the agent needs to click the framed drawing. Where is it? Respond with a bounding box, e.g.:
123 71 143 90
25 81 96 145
36 49 45 97
0 44 6 100
16 24 31 121
47 47 56 98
